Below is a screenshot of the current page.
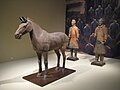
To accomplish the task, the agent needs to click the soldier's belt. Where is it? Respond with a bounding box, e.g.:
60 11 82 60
96 40 102 44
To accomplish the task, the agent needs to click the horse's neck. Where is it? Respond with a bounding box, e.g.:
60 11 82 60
29 22 43 40
29 22 49 42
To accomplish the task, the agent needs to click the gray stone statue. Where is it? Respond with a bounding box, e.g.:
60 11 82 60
15 17 69 79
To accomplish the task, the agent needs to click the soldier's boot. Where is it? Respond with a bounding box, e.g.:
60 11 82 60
100 54 104 64
74 49 79 60
70 49 74 57
74 49 78 58
95 54 99 62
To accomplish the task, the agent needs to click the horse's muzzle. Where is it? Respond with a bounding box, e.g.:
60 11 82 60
15 33 22 39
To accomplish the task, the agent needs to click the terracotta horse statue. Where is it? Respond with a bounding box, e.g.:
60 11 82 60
15 17 69 79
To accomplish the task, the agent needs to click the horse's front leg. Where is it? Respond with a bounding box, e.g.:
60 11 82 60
36 52 42 77
43 52 48 79
54 49 61 70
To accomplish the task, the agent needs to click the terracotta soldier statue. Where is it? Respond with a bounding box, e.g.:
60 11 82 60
95 5 103 21
91 18 98 33
92 18 108 66
67 19 79 60
88 7 95 23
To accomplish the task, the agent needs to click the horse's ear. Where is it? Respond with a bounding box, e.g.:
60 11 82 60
19 16 27 23
19 17 23 22
22 16 27 23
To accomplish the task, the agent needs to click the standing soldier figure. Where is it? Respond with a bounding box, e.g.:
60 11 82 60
67 19 79 60
102 0 110 10
109 20 119 57
92 18 108 66
77 17 84 35
95 5 103 21
88 7 95 23
104 4 112 27
83 24 91 43
91 18 98 33
109 20 119 40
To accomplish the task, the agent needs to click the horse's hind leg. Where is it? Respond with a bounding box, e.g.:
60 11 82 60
36 52 42 77
54 49 61 70
60 46 66 69
43 52 48 79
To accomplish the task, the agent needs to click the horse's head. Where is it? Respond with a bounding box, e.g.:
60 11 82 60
15 17 33 39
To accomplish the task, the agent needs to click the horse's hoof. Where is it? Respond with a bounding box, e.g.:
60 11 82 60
62 68 65 73
43 75 47 80
55 67 59 71
37 73 42 77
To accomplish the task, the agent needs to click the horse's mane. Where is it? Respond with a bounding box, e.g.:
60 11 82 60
28 18 49 38
28 18 43 31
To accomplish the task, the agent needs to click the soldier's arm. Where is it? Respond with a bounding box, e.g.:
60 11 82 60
104 27 108 42
94 27 97 37
68 27 71 38
76 27 79 40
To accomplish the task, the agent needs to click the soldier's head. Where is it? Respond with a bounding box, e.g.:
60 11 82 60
93 18 96 21
113 20 117 23
90 7 93 10
71 19 76 26
98 5 101 8
108 4 111 7
78 17 81 21
86 23 89 26
98 18 104 25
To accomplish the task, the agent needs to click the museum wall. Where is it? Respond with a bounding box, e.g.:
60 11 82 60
0 0 66 62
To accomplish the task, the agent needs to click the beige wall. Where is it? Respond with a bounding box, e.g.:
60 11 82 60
0 0 66 62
